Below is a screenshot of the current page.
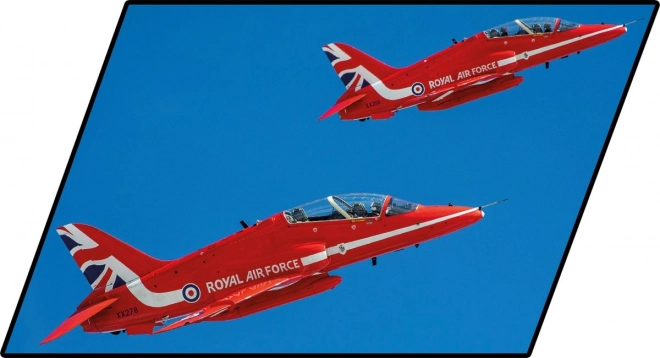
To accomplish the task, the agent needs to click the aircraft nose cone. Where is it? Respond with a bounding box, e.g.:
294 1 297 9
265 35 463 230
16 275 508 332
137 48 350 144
616 25 628 36
468 207 485 221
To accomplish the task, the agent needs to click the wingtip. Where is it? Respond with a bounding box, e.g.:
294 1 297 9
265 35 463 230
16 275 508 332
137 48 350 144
40 297 120 345
40 332 59 345
39 329 64 345
317 107 339 121
317 94 367 122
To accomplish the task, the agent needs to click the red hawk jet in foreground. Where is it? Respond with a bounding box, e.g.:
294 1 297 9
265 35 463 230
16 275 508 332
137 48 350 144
42 193 505 344
319 17 636 121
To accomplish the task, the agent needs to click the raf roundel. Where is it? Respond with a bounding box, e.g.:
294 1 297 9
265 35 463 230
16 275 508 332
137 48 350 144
411 82 425 96
182 283 201 303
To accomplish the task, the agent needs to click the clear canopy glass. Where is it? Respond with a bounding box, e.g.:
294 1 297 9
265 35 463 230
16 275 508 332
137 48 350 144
482 17 577 38
557 18 580 32
385 197 419 216
282 193 422 223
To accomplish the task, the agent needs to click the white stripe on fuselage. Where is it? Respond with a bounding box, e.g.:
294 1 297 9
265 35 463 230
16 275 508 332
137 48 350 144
301 251 328 266
326 206 481 256
349 25 622 105
497 25 624 67
77 206 479 308
126 278 184 308
428 25 623 104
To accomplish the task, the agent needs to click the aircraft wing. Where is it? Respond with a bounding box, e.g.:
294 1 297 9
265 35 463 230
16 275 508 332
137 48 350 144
154 274 302 334
153 301 232 334
205 273 342 321
418 74 524 111
433 73 502 98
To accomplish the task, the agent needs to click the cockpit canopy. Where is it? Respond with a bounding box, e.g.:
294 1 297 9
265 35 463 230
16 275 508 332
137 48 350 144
484 17 580 39
283 193 420 224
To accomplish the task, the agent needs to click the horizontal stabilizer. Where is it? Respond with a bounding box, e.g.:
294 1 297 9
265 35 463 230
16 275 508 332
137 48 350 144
318 94 366 120
41 298 119 345
155 275 302 334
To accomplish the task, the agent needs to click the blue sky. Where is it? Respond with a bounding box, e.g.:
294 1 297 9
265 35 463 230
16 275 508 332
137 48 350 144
4 4 654 354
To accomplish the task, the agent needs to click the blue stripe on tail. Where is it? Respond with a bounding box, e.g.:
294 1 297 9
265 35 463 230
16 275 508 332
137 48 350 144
113 275 126 289
324 50 339 63
83 264 106 285
340 72 355 87
60 234 81 252
361 79 371 88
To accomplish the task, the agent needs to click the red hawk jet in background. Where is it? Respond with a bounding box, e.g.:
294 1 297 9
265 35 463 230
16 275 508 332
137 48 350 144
42 193 505 344
318 17 636 121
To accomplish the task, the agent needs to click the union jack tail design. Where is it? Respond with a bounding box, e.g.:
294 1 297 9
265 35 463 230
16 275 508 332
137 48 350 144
57 223 170 292
321 42 399 92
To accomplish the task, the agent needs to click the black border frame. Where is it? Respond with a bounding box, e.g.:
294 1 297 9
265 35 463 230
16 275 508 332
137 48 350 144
2 1 658 356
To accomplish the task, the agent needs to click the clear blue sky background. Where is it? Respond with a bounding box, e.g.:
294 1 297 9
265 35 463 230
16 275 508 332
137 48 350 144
5 4 653 354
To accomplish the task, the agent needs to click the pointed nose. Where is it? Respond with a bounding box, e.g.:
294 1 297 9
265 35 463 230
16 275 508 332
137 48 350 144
422 204 486 224
581 23 627 44
608 24 628 39
459 206 486 224
475 207 485 220
617 25 627 35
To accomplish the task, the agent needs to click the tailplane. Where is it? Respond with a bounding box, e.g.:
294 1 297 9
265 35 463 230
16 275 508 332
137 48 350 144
40 298 119 345
57 223 169 292
321 42 399 91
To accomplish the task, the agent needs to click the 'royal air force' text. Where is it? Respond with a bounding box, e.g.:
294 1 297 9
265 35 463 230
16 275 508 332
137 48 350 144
428 61 498 89
205 259 301 293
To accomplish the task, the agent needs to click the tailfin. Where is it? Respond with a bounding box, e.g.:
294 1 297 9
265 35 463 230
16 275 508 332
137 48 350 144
321 42 399 91
56 223 169 292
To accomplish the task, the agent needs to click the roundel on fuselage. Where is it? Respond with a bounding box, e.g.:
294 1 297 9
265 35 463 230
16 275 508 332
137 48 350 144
182 283 201 303
412 82 425 96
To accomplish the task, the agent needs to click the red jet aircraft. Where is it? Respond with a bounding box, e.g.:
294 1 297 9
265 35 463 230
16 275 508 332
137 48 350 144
318 17 635 121
42 193 505 344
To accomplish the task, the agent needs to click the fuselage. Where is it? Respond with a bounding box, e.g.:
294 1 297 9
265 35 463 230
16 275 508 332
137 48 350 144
80 194 484 333
339 18 627 120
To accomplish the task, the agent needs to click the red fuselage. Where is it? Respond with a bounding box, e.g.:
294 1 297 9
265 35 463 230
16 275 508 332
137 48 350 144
327 20 626 120
76 195 484 334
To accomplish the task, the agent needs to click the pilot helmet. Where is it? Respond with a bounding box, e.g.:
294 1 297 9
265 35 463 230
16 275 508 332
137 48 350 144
370 201 382 213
